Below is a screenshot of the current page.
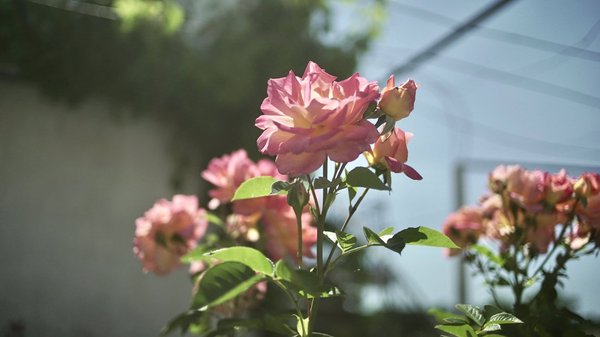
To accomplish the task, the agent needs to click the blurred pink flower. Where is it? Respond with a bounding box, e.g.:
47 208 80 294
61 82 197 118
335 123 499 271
261 196 317 261
525 213 560 254
365 127 421 180
201 150 287 209
506 168 548 212
575 172 600 229
488 165 521 193
201 150 256 208
378 75 417 121
134 195 207 275
442 207 484 256
256 61 380 176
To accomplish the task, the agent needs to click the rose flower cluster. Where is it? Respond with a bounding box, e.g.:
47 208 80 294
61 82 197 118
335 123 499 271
443 165 600 256
256 61 421 180
133 150 318 276
134 61 423 274
201 149 317 260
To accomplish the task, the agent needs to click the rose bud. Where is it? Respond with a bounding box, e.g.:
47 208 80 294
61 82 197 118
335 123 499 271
378 75 417 121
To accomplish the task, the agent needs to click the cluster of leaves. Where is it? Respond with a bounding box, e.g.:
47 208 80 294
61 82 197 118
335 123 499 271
465 239 599 336
162 167 459 336
430 304 522 337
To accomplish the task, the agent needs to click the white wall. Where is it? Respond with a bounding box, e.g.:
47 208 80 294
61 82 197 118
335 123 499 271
0 81 200 337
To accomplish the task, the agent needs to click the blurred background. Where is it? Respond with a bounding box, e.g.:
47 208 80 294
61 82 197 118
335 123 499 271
1 0 599 336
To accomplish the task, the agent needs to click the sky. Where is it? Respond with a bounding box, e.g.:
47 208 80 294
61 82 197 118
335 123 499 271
329 0 600 317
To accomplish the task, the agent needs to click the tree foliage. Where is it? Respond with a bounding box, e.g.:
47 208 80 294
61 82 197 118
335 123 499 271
1 0 375 169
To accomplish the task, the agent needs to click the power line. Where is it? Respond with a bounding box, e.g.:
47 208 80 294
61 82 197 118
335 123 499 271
389 0 518 77
389 1 600 63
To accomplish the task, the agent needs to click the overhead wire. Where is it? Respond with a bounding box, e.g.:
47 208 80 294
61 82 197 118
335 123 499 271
388 1 600 63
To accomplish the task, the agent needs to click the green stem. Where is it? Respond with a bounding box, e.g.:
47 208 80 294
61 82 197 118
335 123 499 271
529 222 570 280
306 298 319 336
323 188 370 274
272 279 306 336
296 210 304 268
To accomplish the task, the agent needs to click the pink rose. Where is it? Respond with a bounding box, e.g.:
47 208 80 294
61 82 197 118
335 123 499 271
545 169 575 213
201 150 256 208
488 165 522 193
506 168 548 212
133 195 207 275
364 127 422 180
261 196 317 261
201 150 288 209
442 207 484 256
378 75 417 121
525 213 560 254
256 61 380 176
575 173 600 229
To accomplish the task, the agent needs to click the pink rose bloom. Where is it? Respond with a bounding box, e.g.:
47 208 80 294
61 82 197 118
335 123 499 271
506 168 548 212
378 75 417 121
133 195 207 275
545 169 575 213
524 213 561 254
488 165 522 193
364 127 422 180
256 61 380 176
201 150 288 209
261 196 317 260
575 173 600 229
201 150 256 208
442 207 484 256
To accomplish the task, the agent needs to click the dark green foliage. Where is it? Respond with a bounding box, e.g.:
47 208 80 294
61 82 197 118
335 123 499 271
0 0 368 177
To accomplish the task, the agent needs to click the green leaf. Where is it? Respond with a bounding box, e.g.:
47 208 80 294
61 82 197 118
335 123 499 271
385 234 406 254
346 167 390 191
232 176 283 201
192 261 265 310
470 244 504 266
482 305 503 320
313 177 333 189
324 231 356 253
485 313 523 325
198 247 274 275
295 315 309 337
263 314 297 335
275 261 336 297
429 308 467 324
396 226 460 248
363 227 405 254
347 185 358 202
482 324 501 332
456 304 485 327
336 231 357 252
206 212 224 226
181 245 211 263
435 323 477 337
213 315 295 336
378 226 395 237
161 310 207 336
272 180 292 194
363 227 386 245
323 231 337 243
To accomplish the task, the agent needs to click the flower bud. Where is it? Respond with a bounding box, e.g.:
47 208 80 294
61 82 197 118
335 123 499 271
366 127 422 180
378 75 417 121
